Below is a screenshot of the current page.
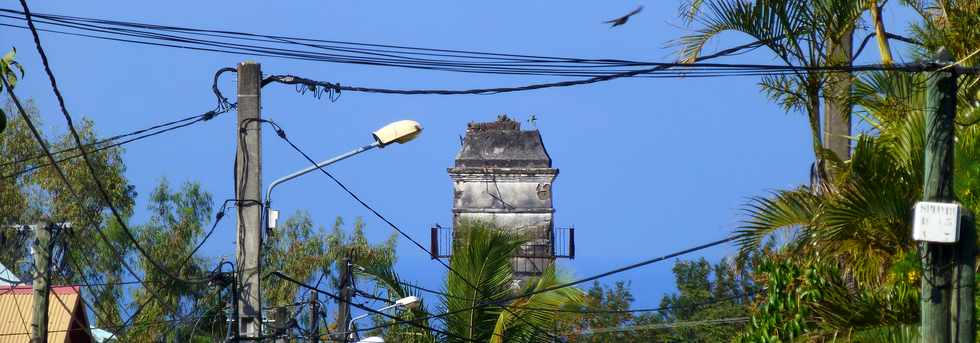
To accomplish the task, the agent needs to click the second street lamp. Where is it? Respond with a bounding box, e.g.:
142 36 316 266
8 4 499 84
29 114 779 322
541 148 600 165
348 296 421 343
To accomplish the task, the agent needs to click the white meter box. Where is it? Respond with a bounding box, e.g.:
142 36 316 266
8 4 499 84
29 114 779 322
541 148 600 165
913 201 961 243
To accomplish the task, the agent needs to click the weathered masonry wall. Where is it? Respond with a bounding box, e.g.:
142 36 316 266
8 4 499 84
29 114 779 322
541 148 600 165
449 116 558 277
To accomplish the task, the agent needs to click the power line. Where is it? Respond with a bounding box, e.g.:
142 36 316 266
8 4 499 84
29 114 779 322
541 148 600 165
0 9 714 77
0 109 227 180
17 0 208 287
268 271 477 343
7 8 962 81
6 227 125 341
0 312 214 337
537 290 758 315
56 251 127 338
395 280 758 314
0 8 634 64
572 317 750 336
355 235 735 334
2 47 167 343
0 109 221 170
14 3 219 339
253 119 556 338
0 18 656 78
258 60 973 97
176 198 251 273
259 119 561 341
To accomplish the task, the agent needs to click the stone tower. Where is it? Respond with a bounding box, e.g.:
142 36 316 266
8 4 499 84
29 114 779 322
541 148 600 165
449 115 558 277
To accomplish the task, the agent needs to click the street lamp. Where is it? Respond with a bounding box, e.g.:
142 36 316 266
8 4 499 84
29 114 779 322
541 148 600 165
349 296 420 343
264 120 422 230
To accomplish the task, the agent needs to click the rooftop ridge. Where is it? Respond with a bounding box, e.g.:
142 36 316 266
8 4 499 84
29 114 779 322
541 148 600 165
0 285 80 295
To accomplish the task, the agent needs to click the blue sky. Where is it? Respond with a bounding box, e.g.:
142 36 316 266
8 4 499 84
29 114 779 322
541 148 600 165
4 1 918 312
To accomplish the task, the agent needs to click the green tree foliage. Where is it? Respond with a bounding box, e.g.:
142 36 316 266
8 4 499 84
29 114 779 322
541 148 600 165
678 0 866 166
358 221 583 343
262 213 397 339
125 179 221 342
559 281 640 342
0 99 135 328
657 258 755 342
0 48 25 133
556 257 755 342
728 1 980 340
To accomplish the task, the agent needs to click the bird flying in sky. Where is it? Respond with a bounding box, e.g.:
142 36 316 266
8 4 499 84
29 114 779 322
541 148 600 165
603 5 643 28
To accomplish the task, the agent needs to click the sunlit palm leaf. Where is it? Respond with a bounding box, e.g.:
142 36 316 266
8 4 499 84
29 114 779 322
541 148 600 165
736 188 821 261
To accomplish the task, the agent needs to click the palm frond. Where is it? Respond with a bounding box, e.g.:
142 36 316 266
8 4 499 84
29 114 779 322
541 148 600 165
491 267 584 343
676 0 806 64
442 221 525 342
736 188 822 261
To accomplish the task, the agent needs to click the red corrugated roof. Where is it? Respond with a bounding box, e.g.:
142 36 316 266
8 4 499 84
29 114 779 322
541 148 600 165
0 285 92 343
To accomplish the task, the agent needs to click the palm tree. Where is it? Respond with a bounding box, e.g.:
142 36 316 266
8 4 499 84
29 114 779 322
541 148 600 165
733 53 980 343
679 1 980 340
678 0 866 182
357 221 583 343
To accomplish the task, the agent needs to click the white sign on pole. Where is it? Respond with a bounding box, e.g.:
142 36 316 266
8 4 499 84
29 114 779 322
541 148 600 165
913 201 961 243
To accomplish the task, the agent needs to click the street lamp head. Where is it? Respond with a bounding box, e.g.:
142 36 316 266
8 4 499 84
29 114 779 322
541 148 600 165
373 120 422 147
395 296 420 309
357 337 385 343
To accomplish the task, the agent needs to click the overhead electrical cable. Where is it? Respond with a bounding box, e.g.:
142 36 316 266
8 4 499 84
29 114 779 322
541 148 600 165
255 118 560 340
60 233 139 325
0 9 696 74
2 57 169 340
51 255 125 339
269 271 478 343
0 313 214 338
0 17 680 78
259 60 972 97
14 2 218 338
355 236 735 334
525 290 758 314
0 109 222 171
395 280 759 314
19 0 212 286
1 113 218 180
5 8 959 80
0 9 634 63
573 317 750 336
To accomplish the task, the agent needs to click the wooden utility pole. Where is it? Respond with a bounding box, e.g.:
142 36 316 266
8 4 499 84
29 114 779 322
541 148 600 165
953 212 976 342
236 61 263 340
920 48 957 342
334 257 352 341
30 223 53 343
309 291 319 343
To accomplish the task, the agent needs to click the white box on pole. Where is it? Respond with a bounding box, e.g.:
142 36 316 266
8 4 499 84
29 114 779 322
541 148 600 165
913 201 961 243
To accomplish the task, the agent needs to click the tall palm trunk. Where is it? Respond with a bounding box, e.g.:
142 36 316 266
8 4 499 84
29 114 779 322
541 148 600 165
823 29 853 167
807 77 825 185
868 0 894 65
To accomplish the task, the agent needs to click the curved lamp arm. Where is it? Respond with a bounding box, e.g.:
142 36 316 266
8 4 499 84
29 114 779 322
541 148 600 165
265 142 381 208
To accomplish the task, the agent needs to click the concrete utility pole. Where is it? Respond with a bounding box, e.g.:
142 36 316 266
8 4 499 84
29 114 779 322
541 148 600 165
236 61 263 339
30 223 53 343
920 48 967 342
